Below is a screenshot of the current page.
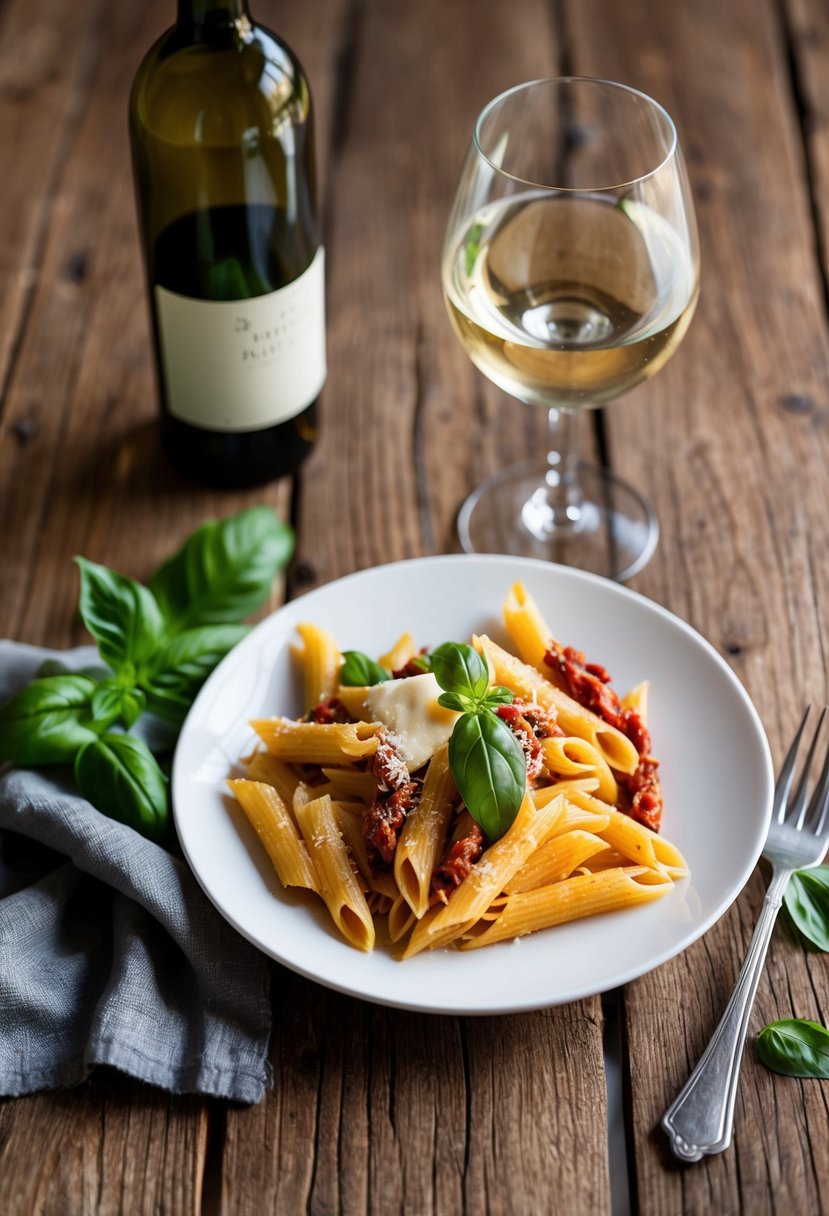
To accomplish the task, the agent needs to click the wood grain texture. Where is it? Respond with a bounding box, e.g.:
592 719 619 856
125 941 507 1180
0 1073 208 1214
221 971 608 1215
561 0 829 1210
292 0 601 584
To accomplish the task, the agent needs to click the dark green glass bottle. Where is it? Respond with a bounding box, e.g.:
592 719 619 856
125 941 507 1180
129 0 324 488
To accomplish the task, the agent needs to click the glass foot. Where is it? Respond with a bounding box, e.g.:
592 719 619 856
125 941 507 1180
457 459 658 581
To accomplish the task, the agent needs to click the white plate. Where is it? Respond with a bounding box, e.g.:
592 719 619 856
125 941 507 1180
172 554 774 1014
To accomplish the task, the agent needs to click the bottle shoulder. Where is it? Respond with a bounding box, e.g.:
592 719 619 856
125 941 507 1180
130 22 311 144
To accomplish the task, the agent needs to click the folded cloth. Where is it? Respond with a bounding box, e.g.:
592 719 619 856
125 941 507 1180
0 641 273 1103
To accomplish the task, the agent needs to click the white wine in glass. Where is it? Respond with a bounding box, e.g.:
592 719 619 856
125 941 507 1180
442 78 700 579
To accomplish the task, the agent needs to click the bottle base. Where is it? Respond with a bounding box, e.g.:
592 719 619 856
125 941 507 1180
160 408 317 490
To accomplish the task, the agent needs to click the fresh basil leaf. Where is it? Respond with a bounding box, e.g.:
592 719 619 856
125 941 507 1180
75 557 165 672
340 651 391 687
142 625 248 724
118 689 146 730
90 681 146 731
0 675 98 765
483 685 515 707
149 506 294 632
431 642 490 704
448 711 526 841
757 1018 829 1078
142 685 191 726
437 691 476 714
784 866 829 951
147 624 249 677
74 734 169 843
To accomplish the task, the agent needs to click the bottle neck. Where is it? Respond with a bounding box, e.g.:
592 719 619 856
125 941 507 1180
177 0 251 27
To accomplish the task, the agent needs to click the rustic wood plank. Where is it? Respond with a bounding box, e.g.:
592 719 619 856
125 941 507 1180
292 0 602 584
0 0 104 404
0 1074 208 1214
562 0 829 1210
783 0 829 296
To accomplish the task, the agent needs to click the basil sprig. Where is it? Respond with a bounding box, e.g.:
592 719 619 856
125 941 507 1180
339 651 392 687
757 1018 829 1078
783 865 829 951
0 506 293 842
431 642 525 841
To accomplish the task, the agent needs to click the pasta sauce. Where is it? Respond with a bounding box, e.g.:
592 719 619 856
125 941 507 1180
543 643 663 831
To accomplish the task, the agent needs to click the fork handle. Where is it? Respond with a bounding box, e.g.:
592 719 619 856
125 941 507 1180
661 867 790 1162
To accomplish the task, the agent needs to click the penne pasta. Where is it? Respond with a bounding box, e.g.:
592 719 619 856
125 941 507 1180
245 749 302 806
379 631 417 671
474 635 639 774
333 800 398 899
504 828 610 893
503 582 556 673
405 793 566 954
461 867 674 949
540 736 618 804
320 766 378 801
251 717 380 764
621 680 649 720
227 779 319 891
388 894 418 942
394 743 457 917
227 587 686 956
294 794 376 952
293 622 342 709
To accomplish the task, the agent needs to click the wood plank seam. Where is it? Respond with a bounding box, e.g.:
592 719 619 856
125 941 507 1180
774 0 829 320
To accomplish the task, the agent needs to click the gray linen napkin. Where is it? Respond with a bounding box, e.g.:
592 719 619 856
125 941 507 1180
0 641 273 1102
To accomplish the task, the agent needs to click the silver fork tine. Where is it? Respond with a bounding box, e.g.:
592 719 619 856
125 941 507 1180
806 709 829 837
790 707 827 829
774 705 811 824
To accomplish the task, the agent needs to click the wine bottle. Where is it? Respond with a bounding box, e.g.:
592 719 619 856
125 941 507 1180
129 0 324 488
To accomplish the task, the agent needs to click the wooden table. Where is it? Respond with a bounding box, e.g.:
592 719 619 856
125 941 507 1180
2 0 829 1211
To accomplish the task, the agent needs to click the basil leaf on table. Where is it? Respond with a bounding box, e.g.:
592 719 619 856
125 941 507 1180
448 711 526 841
757 1018 829 1078
339 651 391 687
149 506 294 631
142 624 249 724
784 866 829 951
0 675 98 764
74 733 169 843
76 557 165 673
431 642 490 704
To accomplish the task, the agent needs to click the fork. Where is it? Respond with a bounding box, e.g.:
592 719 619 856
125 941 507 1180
662 705 829 1163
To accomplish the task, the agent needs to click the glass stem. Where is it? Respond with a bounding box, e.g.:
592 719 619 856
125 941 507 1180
522 407 585 538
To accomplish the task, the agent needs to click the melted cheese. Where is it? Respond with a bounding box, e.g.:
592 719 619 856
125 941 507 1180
364 673 459 770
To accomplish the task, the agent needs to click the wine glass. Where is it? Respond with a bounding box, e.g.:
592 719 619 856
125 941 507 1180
442 77 700 580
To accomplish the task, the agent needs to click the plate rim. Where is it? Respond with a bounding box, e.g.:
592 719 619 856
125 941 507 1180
172 553 774 1014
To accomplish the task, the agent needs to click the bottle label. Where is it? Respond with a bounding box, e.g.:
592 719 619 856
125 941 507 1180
155 248 326 432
